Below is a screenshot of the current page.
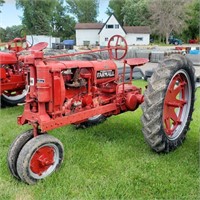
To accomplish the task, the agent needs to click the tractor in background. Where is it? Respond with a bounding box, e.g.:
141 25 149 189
0 36 47 107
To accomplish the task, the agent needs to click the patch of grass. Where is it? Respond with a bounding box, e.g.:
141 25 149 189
0 80 199 200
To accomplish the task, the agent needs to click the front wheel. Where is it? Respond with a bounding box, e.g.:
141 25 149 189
7 130 34 179
1 86 29 107
141 55 196 152
16 134 64 184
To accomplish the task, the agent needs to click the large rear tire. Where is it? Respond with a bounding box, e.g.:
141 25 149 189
141 55 196 152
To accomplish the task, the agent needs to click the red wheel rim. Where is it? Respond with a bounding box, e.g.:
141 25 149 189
30 146 55 176
163 70 191 139
108 35 127 60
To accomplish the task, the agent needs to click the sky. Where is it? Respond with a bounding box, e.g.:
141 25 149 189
0 0 109 29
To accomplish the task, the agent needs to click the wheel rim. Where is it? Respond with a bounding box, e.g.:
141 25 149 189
2 85 29 101
163 69 192 140
29 144 60 179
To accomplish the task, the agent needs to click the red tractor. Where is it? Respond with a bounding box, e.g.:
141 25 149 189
7 35 196 184
0 36 47 107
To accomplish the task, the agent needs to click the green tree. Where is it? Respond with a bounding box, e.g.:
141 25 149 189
66 0 99 22
106 0 125 25
0 25 23 42
123 0 150 26
16 0 57 35
51 0 76 40
0 0 5 12
0 27 6 42
148 0 187 44
184 0 200 40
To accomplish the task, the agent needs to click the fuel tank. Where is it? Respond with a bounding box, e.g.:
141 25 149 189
0 52 17 65
92 60 118 84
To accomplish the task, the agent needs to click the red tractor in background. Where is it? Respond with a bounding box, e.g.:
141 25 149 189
7 35 196 185
0 36 47 107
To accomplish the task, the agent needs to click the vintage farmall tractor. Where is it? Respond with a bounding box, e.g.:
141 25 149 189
7 35 196 184
0 36 47 107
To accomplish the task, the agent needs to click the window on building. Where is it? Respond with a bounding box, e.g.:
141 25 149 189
106 24 114 29
115 24 119 29
83 41 90 46
105 37 108 41
136 37 143 41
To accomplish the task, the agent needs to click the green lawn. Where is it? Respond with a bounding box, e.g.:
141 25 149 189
0 80 199 200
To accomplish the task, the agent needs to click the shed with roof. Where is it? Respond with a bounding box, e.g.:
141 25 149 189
75 14 150 46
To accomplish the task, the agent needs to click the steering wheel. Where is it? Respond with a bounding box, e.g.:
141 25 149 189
107 35 128 60
8 37 29 52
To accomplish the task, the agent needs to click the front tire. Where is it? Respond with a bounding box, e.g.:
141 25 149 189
7 130 34 179
16 134 64 184
141 55 195 152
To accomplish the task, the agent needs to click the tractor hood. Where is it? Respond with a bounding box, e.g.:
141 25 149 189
0 52 17 65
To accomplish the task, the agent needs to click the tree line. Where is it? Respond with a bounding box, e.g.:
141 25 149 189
0 0 199 43
107 0 199 43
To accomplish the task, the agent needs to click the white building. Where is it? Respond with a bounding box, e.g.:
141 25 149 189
75 14 150 46
26 35 60 48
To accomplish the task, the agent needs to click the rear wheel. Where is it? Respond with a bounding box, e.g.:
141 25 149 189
16 134 64 184
141 55 195 152
75 115 106 128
